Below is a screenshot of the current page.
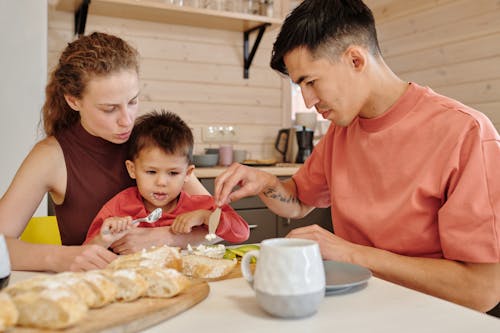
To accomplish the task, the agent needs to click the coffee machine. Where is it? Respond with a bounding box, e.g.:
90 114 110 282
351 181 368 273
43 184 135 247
275 127 298 163
275 126 314 163
295 126 314 163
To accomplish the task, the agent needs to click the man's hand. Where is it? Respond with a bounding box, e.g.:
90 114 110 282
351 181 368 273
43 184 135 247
286 224 359 263
287 224 500 312
214 163 277 206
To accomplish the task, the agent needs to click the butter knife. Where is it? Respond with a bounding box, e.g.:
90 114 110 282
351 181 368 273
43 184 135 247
206 207 222 241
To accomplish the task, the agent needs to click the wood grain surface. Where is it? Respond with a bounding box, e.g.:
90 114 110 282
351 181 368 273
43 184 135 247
11 280 209 333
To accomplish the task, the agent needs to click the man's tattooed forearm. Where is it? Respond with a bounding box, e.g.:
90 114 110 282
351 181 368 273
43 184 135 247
262 187 299 204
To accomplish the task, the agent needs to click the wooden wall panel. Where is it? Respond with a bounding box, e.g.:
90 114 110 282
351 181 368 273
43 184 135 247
380 10 500 57
373 0 500 130
387 33 500 74
377 0 499 42
48 0 500 163
48 8 284 160
285 0 500 131
401 56 500 88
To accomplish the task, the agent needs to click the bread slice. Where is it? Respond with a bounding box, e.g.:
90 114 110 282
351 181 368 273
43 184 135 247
108 245 182 271
4 275 52 297
182 254 237 279
100 269 148 302
79 270 118 308
0 292 18 332
51 272 99 308
135 268 190 298
12 288 87 329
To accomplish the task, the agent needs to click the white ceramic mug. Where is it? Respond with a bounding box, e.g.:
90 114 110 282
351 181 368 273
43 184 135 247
0 234 11 289
241 238 325 318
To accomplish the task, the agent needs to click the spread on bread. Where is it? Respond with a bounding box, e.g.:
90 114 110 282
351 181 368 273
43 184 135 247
186 243 226 259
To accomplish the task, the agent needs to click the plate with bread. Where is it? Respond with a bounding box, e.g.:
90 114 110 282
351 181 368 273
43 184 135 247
1 244 241 332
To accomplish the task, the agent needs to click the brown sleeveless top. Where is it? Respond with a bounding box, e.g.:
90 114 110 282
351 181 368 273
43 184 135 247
54 123 134 245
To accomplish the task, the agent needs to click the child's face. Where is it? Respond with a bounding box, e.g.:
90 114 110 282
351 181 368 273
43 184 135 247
125 146 194 213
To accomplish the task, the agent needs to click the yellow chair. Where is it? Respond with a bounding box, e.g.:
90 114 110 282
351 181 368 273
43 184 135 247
20 216 61 245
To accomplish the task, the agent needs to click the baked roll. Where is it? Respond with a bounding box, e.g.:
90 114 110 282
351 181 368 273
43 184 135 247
100 269 148 302
135 268 190 298
80 270 118 308
51 272 99 308
4 275 52 297
0 292 18 332
13 288 87 329
182 254 237 279
108 245 182 271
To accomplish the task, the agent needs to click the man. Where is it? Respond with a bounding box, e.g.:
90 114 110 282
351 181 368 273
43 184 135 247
214 0 500 312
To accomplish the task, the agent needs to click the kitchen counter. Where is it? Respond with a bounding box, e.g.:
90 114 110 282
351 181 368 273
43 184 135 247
194 163 302 178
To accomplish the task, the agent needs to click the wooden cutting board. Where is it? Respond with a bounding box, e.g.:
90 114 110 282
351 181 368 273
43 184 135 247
12 280 209 333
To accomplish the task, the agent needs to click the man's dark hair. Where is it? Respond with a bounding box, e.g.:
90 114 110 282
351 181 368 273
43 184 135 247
270 0 381 75
129 110 193 163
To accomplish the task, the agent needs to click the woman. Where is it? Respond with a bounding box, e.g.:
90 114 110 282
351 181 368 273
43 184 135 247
0 32 209 272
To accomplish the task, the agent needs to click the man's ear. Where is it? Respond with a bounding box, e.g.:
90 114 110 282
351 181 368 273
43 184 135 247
184 165 195 182
64 94 81 111
125 160 137 179
344 46 367 72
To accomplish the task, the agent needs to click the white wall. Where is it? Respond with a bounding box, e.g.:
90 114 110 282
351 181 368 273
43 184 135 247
0 1 47 215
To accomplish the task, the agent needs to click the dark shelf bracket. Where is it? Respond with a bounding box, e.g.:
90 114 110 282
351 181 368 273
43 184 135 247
243 23 270 79
74 0 91 36
72 1 269 78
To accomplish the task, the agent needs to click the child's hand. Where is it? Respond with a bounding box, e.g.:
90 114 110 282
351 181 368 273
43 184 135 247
100 216 134 243
170 210 211 234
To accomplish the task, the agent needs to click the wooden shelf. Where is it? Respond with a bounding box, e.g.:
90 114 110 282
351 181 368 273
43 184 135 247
55 0 283 32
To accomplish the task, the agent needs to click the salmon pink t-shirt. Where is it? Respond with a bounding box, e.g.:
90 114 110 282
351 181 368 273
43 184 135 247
293 83 499 263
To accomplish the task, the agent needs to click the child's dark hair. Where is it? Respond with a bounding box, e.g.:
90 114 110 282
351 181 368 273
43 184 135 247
129 110 193 163
270 0 381 75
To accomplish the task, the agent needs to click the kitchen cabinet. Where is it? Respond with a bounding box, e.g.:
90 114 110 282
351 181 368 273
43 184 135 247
199 177 333 244
53 0 283 78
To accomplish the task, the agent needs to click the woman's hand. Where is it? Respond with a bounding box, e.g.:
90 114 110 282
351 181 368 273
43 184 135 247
52 244 118 272
170 210 211 234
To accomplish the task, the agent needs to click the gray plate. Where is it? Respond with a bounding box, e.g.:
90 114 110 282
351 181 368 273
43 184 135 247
323 260 372 292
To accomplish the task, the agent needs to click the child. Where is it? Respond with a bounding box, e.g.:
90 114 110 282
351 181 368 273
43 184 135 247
84 110 249 249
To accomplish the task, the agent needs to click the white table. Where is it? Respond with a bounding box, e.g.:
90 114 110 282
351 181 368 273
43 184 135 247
10 271 499 332
143 277 499 333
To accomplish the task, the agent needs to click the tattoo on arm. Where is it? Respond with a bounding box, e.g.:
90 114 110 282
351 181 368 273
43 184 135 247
263 188 299 204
